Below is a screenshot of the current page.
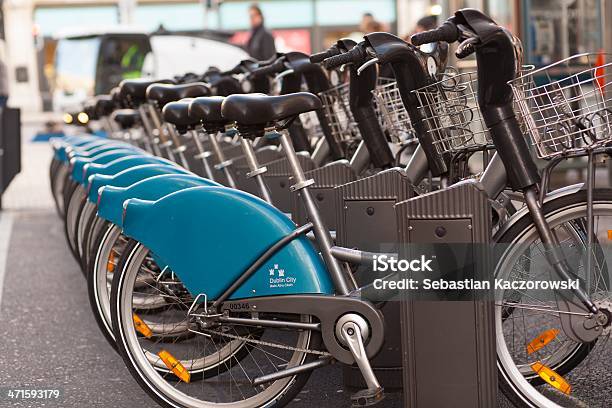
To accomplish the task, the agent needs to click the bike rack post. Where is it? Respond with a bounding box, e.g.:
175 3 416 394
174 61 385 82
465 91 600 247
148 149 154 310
395 182 496 407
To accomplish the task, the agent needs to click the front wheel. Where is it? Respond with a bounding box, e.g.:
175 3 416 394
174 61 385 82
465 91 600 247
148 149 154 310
495 189 611 407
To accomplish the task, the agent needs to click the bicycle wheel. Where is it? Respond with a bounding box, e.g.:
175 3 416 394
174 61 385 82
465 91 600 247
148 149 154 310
87 222 126 349
495 189 611 407
50 158 65 216
111 240 322 408
63 183 86 262
82 214 106 274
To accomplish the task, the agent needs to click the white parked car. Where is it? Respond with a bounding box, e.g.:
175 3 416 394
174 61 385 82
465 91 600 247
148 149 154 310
52 28 248 113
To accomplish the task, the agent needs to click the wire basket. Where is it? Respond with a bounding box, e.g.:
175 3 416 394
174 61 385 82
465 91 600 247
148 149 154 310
510 53 612 159
414 71 490 155
372 79 416 143
318 82 361 143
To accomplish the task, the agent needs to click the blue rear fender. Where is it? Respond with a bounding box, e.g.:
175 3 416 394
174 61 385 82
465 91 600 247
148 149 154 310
87 164 193 203
51 135 100 154
97 174 218 226
70 142 137 159
64 140 132 161
70 149 143 183
122 186 333 300
83 155 178 187
53 138 118 163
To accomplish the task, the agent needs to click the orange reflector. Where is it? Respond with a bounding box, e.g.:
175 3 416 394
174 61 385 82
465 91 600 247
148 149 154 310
158 350 191 383
608 230 612 240
107 249 119 273
133 314 152 338
531 362 571 395
527 329 559 354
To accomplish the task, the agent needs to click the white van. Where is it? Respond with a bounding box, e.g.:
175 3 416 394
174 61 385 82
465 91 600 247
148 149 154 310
52 29 247 113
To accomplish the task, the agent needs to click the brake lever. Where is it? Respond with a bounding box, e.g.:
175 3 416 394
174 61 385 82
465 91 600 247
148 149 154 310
356 58 379 76
455 37 479 59
275 68 295 81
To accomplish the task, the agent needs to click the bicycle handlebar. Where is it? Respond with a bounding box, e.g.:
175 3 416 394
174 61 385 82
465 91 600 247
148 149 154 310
411 20 460 46
250 59 286 78
310 47 340 64
322 49 356 70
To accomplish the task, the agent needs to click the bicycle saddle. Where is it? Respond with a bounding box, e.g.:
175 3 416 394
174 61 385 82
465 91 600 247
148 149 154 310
111 109 140 130
119 79 173 105
146 82 211 108
162 99 199 130
94 95 115 118
221 92 321 126
188 96 226 124
110 87 123 108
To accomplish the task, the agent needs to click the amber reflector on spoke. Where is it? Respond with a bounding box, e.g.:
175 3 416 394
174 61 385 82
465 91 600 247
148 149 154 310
158 350 191 383
107 249 119 273
526 329 559 354
133 313 153 338
531 362 571 395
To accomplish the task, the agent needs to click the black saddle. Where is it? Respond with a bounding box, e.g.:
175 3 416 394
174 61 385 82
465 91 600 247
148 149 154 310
188 96 226 124
112 109 140 129
220 92 321 126
110 87 123 108
94 95 115 118
162 99 199 131
147 83 211 108
119 79 173 105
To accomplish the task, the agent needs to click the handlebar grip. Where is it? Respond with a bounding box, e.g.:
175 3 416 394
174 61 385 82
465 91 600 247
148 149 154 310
310 48 340 64
322 51 355 70
220 65 243 76
250 60 286 78
411 20 460 46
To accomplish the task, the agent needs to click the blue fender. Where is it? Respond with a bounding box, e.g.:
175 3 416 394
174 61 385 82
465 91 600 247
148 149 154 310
51 134 99 153
83 155 178 187
58 139 131 163
87 164 193 203
70 142 137 159
70 149 145 183
97 174 218 226
122 186 334 300
53 138 113 162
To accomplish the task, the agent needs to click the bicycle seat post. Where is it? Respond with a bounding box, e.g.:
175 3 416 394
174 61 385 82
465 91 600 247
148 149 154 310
240 133 272 204
147 102 176 162
188 129 215 181
207 130 237 188
137 105 162 156
166 124 191 170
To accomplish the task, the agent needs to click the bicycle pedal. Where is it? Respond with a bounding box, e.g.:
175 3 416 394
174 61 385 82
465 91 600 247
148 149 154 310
350 386 384 407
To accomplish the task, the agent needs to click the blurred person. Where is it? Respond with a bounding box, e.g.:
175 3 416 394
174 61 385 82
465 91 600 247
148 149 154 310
364 20 384 34
403 15 438 42
246 4 276 61
359 12 375 33
350 12 387 43
415 15 438 33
